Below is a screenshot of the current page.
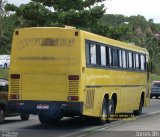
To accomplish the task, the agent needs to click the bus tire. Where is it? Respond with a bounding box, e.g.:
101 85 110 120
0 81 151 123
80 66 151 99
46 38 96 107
98 98 108 125
133 96 143 116
106 98 115 122
39 114 51 124
38 113 61 124
96 98 115 125
20 113 30 121
0 108 5 124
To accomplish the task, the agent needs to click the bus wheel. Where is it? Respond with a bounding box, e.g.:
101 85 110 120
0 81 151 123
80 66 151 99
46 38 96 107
0 108 5 124
156 96 159 99
94 98 107 125
107 98 115 122
99 98 108 125
96 98 115 125
133 96 143 116
38 114 61 124
39 114 49 124
20 113 30 121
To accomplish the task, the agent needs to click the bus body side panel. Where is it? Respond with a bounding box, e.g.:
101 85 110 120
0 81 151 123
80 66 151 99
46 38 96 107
81 32 148 117
82 68 147 117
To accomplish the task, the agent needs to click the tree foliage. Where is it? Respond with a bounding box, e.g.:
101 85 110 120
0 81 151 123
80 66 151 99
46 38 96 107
5 0 106 27
0 0 11 54
32 0 105 11
145 35 160 73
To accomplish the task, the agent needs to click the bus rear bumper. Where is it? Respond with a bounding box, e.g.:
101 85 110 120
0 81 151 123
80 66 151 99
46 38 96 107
8 100 83 116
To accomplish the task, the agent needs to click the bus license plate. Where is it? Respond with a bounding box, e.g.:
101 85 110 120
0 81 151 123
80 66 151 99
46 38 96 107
37 104 49 109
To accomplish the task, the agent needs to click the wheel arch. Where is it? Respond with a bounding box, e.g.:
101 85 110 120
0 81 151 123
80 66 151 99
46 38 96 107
141 91 145 107
103 92 117 113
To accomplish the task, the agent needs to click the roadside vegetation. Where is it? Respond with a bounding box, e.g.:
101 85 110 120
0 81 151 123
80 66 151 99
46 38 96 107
0 68 9 79
150 74 160 85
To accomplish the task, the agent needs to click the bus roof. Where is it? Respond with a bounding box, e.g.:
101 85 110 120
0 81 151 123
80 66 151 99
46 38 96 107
81 30 148 54
15 27 148 55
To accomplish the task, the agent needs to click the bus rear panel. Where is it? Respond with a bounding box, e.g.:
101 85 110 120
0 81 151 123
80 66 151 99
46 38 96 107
9 28 83 118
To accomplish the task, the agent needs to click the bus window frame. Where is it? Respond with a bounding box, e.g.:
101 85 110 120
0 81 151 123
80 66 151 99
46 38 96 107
85 40 147 72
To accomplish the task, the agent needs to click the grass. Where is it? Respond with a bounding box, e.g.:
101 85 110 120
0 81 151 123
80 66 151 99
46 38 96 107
0 68 9 80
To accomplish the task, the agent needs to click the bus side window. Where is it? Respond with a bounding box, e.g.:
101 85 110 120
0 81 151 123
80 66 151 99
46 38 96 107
122 50 126 69
139 54 141 70
109 48 112 66
90 43 97 65
100 46 106 66
133 53 136 69
86 42 90 65
140 54 145 71
106 47 110 66
135 53 140 70
128 52 133 69
96 45 101 65
126 51 129 68
145 55 148 71
111 48 119 67
119 50 122 68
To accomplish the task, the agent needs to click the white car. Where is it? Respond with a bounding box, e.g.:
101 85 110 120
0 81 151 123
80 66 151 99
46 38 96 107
0 58 10 68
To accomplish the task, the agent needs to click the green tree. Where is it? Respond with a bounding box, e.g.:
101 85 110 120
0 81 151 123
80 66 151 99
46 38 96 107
0 0 11 54
129 15 149 32
98 14 128 27
6 0 106 28
145 35 160 74
5 2 53 27
0 0 8 36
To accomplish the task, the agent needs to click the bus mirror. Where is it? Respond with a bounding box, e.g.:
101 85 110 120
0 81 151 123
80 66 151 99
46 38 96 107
147 62 152 72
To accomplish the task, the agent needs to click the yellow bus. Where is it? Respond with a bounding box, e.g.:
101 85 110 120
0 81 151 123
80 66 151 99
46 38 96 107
8 27 150 124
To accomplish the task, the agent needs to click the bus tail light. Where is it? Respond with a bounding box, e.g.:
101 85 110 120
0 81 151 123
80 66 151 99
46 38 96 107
68 96 79 101
15 30 19 35
10 94 20 99
68 75 79 80
75 31 79 36
10 74 20 79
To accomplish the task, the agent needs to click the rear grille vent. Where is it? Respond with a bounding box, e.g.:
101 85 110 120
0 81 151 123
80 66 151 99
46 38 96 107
10 79 20 94
85 89 95 109
68 80 79 96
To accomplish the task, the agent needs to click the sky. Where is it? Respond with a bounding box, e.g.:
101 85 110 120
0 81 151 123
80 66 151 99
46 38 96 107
7 0 160 23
